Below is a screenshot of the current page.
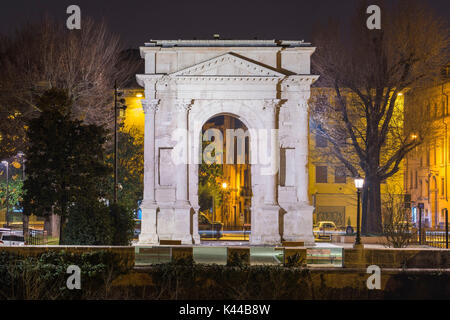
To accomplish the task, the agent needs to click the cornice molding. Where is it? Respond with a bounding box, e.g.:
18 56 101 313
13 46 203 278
171 53 286 77
282 75 320 85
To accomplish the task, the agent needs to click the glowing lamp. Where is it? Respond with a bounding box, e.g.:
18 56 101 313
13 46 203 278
354 177 364 190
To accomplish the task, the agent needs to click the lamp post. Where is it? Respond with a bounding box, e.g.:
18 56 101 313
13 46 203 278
2 161 9 227
17 152 25 180
354 176 364 247
221 182 227 226
113 81 127 204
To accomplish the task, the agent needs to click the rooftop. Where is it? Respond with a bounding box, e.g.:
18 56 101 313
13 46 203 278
144 39 311 48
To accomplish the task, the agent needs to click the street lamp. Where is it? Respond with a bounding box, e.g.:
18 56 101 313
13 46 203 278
354 176 364 247
2 161 9 227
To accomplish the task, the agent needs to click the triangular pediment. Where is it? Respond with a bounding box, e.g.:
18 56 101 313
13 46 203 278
170 53 285 77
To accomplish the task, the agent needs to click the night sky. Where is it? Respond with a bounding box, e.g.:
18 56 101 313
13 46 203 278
0 0 449 48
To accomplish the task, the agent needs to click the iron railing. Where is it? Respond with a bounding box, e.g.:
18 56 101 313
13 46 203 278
25 229 48 245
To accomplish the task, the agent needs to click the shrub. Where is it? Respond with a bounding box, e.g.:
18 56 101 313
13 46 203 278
63 200 113 245
110 203 135 246
0 250 132 300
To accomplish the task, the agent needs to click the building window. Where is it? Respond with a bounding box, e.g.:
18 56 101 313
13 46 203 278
315 134 327 148
420 180 423 197
442 178 445 196
415 171 418 189
433 144 437 165
334 166 346 184
410 171 413 190
316 166 328 183
420 150 423 167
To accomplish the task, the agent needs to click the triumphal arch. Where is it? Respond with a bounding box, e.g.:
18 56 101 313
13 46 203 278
136 39 318 245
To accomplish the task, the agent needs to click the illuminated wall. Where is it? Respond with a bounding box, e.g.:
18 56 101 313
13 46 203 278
308 88 405 228
122 89 145 133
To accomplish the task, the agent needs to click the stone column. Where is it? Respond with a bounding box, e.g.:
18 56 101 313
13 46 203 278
143 99 159 204
296 100 309 203
174 99 191 206
251 99 281 245
263 99 280 205
139 99 159 244
282 96 315 245
173 99 193 244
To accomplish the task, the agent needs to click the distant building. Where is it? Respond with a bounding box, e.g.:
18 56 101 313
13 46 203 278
405 78 450 229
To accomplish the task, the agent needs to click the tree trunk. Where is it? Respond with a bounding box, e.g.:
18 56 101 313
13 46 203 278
59 216 64 245
44 215 51 235
366 175 383 234
22 214 29 236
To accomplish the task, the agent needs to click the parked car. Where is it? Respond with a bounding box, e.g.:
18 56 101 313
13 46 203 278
134 219 141 239
198 213 223 239
0 229 25 246
313 221 338 240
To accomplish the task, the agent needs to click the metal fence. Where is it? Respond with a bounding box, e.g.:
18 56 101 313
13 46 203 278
25 229 48 245
425 229 449 249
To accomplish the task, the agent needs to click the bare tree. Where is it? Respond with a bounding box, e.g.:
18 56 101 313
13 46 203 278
310 0 449 234
382 182 414 248
0 16 141 159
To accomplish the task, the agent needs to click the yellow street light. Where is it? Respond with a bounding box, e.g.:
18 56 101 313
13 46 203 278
397 92 403 96
136 93 143 98
222 182 227 189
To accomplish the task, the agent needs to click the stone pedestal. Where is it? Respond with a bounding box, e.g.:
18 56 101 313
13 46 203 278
250 204 281 245
173 205 193 244
138 203 159 244
282 204 315 245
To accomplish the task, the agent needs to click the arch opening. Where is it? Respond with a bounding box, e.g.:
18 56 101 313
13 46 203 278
197 114 252 241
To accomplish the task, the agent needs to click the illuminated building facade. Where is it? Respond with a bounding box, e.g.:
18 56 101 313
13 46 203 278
405 77 450 228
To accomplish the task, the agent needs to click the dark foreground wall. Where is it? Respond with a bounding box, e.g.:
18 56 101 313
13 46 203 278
109 265 450 300
1 247 449 299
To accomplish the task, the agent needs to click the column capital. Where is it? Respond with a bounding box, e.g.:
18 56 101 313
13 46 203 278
175 99 193 112
142 99 160 114
262 99 281 112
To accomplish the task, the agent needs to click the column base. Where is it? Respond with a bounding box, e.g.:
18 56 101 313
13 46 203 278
282 204 315 245
173 205 193 244
138 233 159 245
192 234 201 244
138 204 159 245
250 204 281 245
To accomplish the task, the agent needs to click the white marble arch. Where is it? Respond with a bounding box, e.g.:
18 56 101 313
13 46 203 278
136 40 319 245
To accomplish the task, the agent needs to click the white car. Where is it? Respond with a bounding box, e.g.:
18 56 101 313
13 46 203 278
0 229 25 246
